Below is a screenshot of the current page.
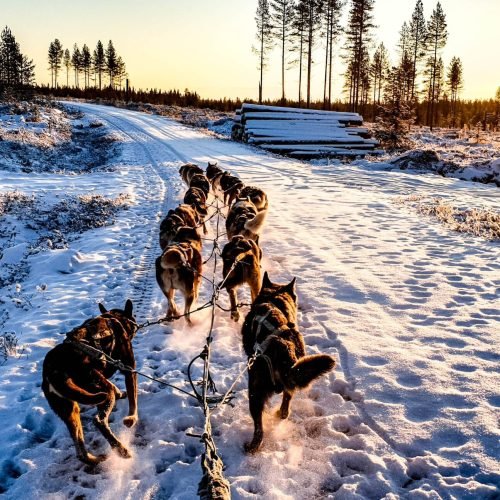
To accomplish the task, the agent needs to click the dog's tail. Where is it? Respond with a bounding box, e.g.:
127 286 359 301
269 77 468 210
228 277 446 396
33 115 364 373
46 376 108 405
289 354 336 389
244 208 268 234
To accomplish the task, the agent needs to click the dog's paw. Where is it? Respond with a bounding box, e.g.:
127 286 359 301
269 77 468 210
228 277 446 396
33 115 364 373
276 408 290 420
244 441 260 454
123 415 138 428
117 390 127 400
115 444 132 459
231 311 240 322
81 452 108 466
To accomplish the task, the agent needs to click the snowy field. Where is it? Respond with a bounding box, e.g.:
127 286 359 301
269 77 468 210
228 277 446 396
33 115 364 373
0 102 498 499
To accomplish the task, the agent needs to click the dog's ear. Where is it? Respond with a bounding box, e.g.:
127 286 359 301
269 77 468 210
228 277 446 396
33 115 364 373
284 277 297 294
262 271 272 289
124 299 133 317
98 303 107 314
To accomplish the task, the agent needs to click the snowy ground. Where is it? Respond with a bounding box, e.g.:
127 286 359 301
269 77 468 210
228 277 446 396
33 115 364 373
0 102 498 499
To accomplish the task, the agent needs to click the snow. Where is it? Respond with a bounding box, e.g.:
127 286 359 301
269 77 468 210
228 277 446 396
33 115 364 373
0 102 498 499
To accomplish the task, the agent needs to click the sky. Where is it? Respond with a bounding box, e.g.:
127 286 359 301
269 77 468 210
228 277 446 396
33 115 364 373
1 0 498 101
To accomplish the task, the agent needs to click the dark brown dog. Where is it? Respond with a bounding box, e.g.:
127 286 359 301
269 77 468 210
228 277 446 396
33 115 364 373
189 173 210 198
184 186 208 235
179 163 204 186
155 242 202 325
238 186 269 213
221 235 262 321
42 300 139 465
159 204 198 250
219 173 244 206
241 273 335 453
226 198 267 241
206 161 223 184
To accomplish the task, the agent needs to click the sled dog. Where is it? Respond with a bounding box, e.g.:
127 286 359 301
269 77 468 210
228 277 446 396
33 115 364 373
241 273 335 453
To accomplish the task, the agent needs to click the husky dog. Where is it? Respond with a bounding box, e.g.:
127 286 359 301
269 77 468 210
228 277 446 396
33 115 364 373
226 198 267 241
155 242 202 325
179 163 204 186
241 273 336 453
219 173 244 206
206 161 224 186
42 300 139 465
189 173 210 198
238 186 269 213
221 235 262 321
184 186 208 234
159 204 199 250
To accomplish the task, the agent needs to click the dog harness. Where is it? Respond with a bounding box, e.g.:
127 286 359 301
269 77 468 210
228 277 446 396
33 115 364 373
251 307 293 390
64 315 137 371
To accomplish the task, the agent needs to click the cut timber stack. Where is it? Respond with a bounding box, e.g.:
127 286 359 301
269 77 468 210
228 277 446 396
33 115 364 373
232 103 382 159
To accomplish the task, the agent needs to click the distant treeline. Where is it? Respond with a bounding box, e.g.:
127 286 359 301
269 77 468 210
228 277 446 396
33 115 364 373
253 0 500 130
47 39 127 90
35 85 500 129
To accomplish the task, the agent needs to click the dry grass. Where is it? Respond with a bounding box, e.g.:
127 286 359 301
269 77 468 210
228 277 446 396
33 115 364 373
0 332 23 365
395 195 500 241
0 191 35 217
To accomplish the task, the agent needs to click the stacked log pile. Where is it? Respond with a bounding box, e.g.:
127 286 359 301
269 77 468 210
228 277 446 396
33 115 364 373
232 103 382 159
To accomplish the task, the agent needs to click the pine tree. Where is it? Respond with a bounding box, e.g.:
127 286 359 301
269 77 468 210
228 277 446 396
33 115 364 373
425 2 447 129
105 40 118 88
93 40 105 90
408 0 427 100
71 44 81 88
344 0 376 112
0 27 22 87
397 22 414 101
322 0 343 108
298 0 324 108
447 56 463 127
63 49 71 87
115 56 127 89
21 56 35 86
370 42 389 118
48 39 63 88
375 65 414 150
254 0 274 104
495 87 500 128
289 1 308 104
81 44 91 88
270 0 295 103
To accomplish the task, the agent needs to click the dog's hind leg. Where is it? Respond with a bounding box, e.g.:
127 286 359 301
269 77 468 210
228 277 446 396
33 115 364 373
228 286 240 322
51 396 106 465
166 288 179 320
277 390 293 419
244 360 273 453
92 372 131 459
184 290 195 326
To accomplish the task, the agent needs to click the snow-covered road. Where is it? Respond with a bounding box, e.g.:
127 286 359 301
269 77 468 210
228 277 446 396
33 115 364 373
1 102 498 499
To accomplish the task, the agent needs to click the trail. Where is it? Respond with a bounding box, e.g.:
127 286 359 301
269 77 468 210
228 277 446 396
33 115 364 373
0 102 498 499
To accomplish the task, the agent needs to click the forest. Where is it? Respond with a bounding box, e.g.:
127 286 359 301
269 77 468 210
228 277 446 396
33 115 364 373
1 0 499 130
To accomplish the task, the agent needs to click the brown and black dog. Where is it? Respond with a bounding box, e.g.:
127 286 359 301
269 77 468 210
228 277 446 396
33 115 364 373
238 185 269 213
221 235 262 322
189 173 211 198
179 163 204 186
219 172 244 206
42 300 139 465
155 242 202 325
206 161 223 185
159 204 199 250
184 186 208 234
226 198 267 241
241 273 335 453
